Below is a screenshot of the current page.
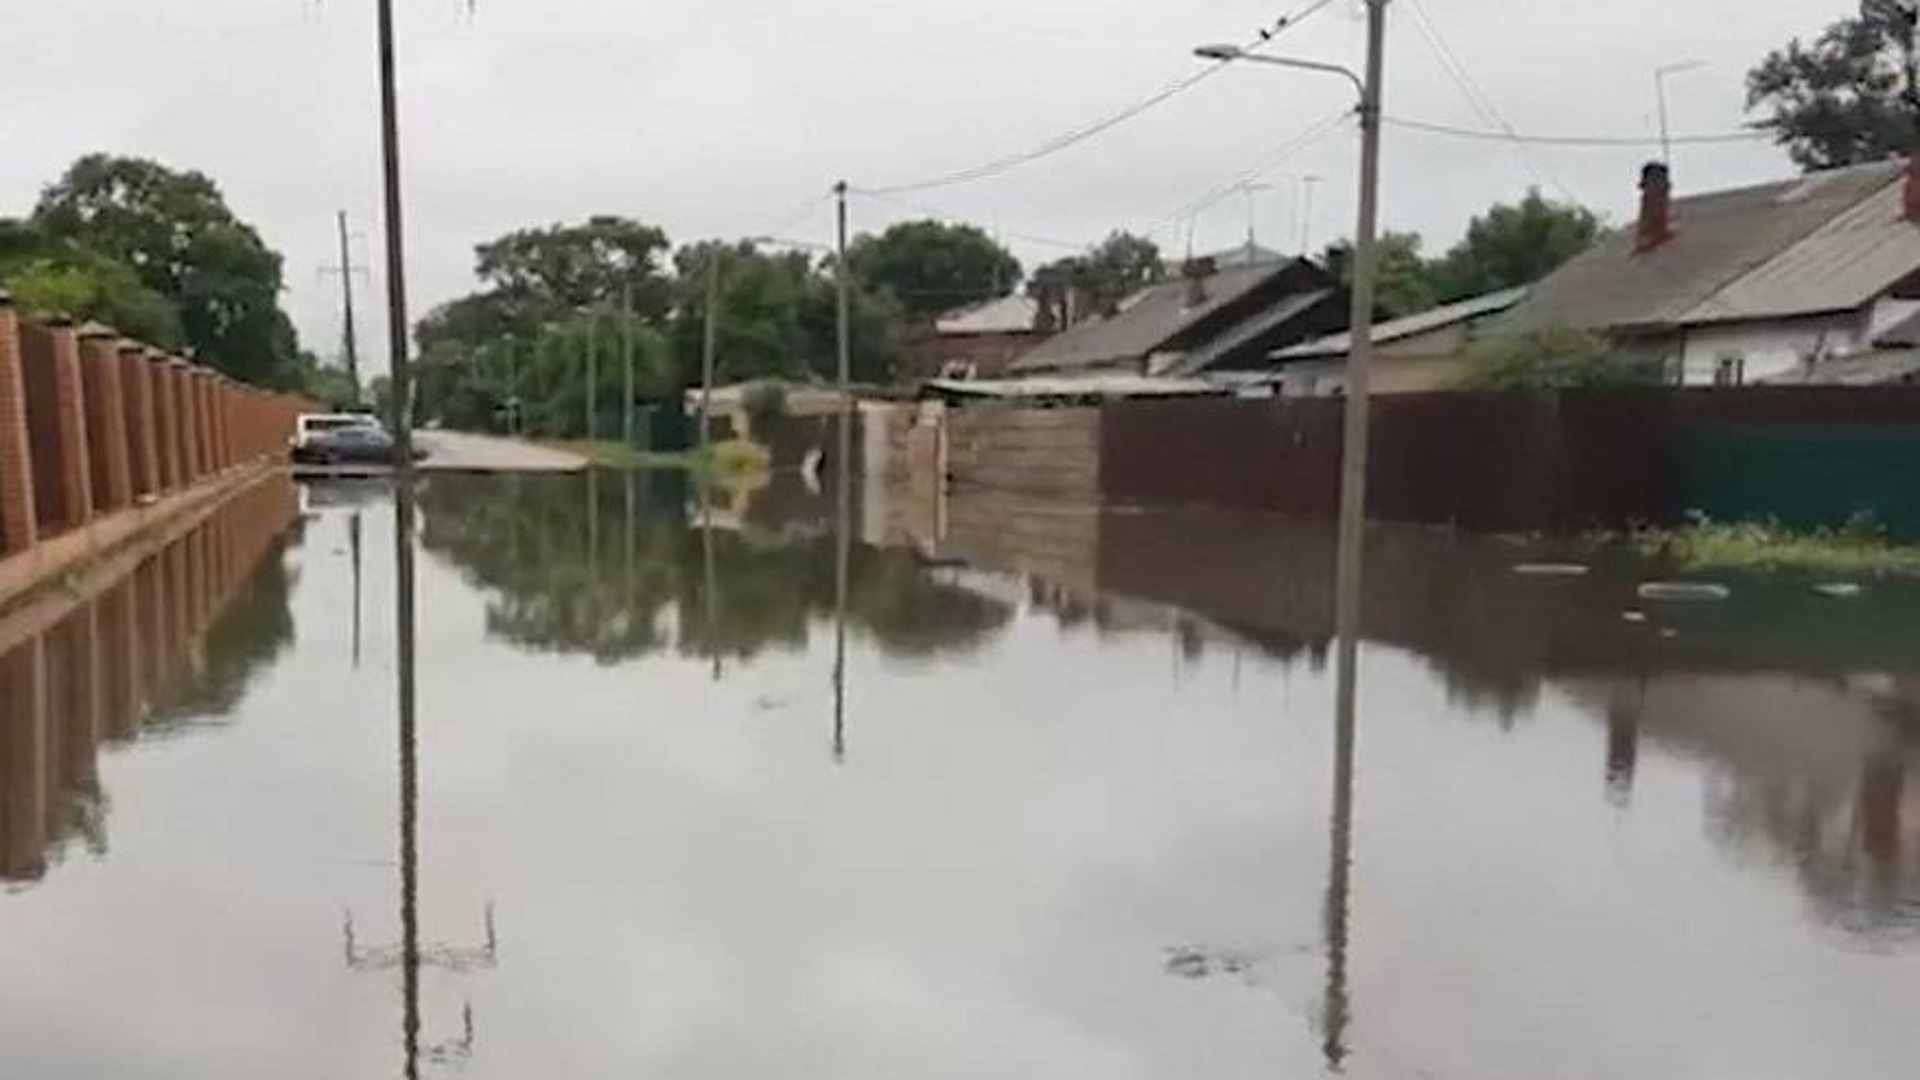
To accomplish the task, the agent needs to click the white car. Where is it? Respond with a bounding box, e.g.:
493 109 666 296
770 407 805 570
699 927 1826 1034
291 412 381 450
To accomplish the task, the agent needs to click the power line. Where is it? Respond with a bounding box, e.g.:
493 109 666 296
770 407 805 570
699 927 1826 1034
860 0 1342 196
1403 0 1580 202
849 188 1092 252
1386 115 1770 147
1150 109 1356 243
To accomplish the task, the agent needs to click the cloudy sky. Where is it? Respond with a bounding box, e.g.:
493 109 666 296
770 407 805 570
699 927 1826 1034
3 0 1856 368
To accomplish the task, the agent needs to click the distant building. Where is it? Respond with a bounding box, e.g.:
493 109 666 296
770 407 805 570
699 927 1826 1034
905 294 1048 381
1268 285 1529 396
1008 257 1345 380
1498 158 1920 386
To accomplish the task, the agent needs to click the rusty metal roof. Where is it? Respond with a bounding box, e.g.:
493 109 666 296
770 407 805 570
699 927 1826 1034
1501 160 1914 334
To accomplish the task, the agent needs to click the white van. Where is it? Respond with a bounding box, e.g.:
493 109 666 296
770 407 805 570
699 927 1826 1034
292 412 381 449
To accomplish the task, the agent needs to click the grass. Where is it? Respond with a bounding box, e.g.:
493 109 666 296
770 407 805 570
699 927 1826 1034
1622 517 1920 577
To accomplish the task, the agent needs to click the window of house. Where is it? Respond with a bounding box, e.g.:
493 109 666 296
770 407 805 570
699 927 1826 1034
1713 353 1745 388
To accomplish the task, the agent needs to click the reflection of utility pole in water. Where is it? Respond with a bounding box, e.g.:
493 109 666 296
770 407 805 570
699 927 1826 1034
350 510 363 670
831 396 851 765
345 481 497 1075
1321 557 1359 1071
702 502 722 683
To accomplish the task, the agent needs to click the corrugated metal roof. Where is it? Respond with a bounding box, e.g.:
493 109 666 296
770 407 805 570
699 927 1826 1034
1500 160 1909 335
925 374 1226 399
1009 264 1282 374
1170 288 1335 373
1273 285 1528 360
935 294 1039 335
1688 181 1920 324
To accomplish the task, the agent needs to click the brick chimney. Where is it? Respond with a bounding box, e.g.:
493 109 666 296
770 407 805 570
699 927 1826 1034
1905 152 1920 223
1181 256 1217 309
1636 162 1673 252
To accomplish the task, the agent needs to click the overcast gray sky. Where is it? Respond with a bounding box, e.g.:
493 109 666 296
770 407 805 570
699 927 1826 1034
3 0 1857 369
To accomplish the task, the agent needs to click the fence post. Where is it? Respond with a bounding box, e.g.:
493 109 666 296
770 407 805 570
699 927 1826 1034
77 324 134 513
41 320 95 531
148 351 182 491
167 359 197 484
0 294 36 554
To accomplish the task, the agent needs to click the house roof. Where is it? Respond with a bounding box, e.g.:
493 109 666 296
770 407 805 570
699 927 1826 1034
1009 261 1302 374
1501 160 1920 335
935 294 1039 336
1273 285 1529 361
1171 288 1336 373
1874 306 1920 347
924 374 1226 401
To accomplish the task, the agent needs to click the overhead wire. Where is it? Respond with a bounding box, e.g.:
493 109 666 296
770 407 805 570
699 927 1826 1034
1148 108 1356 245
1384 115 1770 147
1402 0 1582 203
858 0 1342 196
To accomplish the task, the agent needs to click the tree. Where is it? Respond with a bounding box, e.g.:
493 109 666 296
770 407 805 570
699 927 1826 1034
1748 0 1920 170
1430 190 1601 301
1321 231 1439 318
1030 231 1165 326
474 216 673 322
0 220 184 347
845 220 1021 321
1457 327 1667 390
31 155 300 385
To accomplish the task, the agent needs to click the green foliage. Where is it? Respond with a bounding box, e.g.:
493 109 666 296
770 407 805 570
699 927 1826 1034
1457 327 1668 390
1030 231 1165 324
31 154 300 385
1322 192 1600 317
0 219 184 347
474 215 673 322
1430 190 1602 301
846 219 1022 321
1629 514 1920 576
1748 0 1920 170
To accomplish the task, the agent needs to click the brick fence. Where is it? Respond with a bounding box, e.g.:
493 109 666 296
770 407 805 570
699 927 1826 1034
0 294 312 590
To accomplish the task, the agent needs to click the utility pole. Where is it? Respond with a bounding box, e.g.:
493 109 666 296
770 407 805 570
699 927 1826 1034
700 250 720 455
1332 0 1388 760
336 210 362 402
1298 175 1324 255
621 284 636 448
1237 181 1272 264
832 179 853 764
1654 60 1707 167
375 0 412 458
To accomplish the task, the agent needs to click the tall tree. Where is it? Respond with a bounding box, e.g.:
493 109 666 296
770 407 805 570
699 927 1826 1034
1748 0 1920 170
31 155 299 385
474 216 673 321
0 219 183 346
1030 231 1165 327
1430 190 1601 302
1321 231 1438 318
845 220 1021 321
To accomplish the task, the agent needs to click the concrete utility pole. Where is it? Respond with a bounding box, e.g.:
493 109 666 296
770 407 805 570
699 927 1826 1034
336 210 362 402
375 0 412 458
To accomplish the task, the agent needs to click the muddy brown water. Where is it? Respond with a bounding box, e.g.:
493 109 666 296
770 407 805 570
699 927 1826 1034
1 470 1916 1079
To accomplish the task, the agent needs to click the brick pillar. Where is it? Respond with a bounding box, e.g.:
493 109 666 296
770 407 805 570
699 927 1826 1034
118 343 160 499
191 369 215 477
149 351 182 491
0 295 36 554
77 326 134 513
170 361 200 483
19 320 94 532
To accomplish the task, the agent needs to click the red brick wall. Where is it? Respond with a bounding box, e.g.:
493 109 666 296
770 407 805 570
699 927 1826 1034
0 302 37 554
17 322 92 534
118 344 160 498
79 331 133 512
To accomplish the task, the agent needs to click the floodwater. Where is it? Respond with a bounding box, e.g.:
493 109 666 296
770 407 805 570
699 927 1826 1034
2 469 1918 1079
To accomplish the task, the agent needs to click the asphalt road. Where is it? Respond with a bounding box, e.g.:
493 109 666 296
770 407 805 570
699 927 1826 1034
414 430 587 473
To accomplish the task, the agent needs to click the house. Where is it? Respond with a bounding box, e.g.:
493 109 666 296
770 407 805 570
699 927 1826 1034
1497 158 1920 385
1266 285 1529 395
1763 306 1920 384
905 294 1049 381
1007 257 1347 380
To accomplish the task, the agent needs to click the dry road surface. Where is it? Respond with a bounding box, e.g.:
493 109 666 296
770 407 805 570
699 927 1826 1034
415 431 587 473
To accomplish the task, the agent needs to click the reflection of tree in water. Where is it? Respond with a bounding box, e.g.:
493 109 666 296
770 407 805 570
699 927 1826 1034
417 473 1011 664
144 524 304 736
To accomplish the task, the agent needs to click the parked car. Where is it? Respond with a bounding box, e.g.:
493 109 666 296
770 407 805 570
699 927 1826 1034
291 412 381 451
290 425 426 466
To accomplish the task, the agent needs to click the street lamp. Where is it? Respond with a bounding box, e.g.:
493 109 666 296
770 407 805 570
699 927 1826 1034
1196 0 1388 750
1654 60 1707 166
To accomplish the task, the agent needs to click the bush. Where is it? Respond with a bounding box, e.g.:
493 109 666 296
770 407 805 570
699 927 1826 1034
1458 327 1667 391
742 381 788 435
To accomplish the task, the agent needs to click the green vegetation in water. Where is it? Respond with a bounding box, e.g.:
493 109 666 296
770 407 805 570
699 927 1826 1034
537 438 771 487
539 439 688 469
1623 516 1920 577
697 439 772 486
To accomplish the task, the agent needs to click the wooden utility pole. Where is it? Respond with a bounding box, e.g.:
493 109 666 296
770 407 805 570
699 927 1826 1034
336 210 362 402
832 180 852 763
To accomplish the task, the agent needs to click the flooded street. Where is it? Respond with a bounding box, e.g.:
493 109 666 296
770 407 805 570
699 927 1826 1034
3 471 1918 1079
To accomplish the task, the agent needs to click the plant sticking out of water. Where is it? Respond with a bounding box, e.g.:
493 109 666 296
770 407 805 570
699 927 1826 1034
1624 512 1920 577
